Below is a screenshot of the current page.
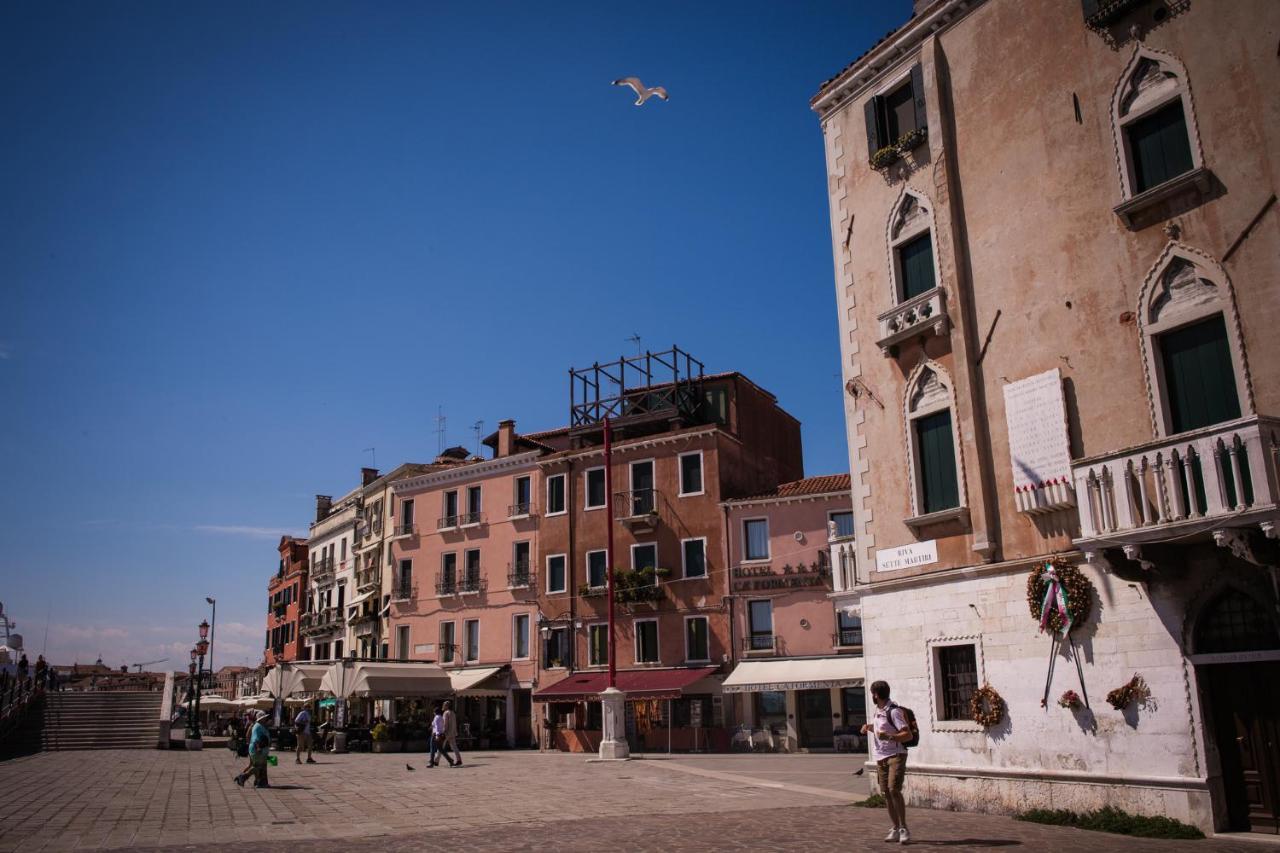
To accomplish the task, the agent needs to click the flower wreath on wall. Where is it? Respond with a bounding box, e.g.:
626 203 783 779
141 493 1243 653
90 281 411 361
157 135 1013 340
1026 559 1095 635
1027 559 1097 709
970 683 1005 728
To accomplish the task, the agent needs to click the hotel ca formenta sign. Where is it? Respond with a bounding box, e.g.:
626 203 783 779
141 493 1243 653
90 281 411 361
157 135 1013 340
731 560 830 593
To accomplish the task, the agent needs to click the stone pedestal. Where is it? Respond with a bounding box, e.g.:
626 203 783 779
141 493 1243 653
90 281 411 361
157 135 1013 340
597 686 630 761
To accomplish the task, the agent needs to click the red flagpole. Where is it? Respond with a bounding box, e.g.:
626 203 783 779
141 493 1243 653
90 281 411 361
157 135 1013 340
604 416 616 689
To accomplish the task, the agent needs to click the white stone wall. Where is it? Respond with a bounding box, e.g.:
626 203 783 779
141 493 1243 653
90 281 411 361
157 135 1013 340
861 560 1211 829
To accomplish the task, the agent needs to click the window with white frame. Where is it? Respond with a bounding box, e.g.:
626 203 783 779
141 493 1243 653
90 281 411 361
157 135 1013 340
678 451 704 496
1112 46 1202 200
464 486 482 523
586 550 608 589
546 553 567 594
829 510 854 539
439 552 457 594
464 619 480 662
743 518 770 561
588 623 608 667
681 538 707 579
685 616 710 662
546 473 566 515
629 459 655 515
747 600 773 652
442 490 459 526
887 189 937 303
439 621 456 663
584 467 606 509
1137 246 1251 437
634 619 659 664
631 543 658 586
463 549 481 590
512 476 532 516
905 362 961 518
513 613 530 660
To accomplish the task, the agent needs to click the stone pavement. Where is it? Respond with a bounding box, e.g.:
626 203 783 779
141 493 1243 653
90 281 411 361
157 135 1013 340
0 748 1266 852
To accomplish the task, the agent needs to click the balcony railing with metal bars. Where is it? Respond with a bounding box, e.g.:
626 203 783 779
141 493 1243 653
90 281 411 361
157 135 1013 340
459 511 484 527
508 502 533 518
833 629 863 647
355 570 380 593
742 634 779 654
458 571 483 593
438 515 460 530
394 523 418 537
437 642 458 664
507 562 533 589
614 488 658 519
435 574 457 596
392 579 416 601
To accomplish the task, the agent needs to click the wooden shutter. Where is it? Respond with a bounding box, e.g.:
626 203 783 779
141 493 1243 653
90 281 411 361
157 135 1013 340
910 64 927 134
915 410 959 514
1129 101 1194 192
1160 314 1241 433
864 96 884 157
899 233 936 300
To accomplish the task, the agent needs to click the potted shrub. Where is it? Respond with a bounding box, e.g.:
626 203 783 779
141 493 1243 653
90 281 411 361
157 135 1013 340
371 722 399 753
870 144 900 170
895 127 928 153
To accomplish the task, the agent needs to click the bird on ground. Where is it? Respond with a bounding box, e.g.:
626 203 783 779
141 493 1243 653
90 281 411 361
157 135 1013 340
612 77 669 106
406 764 415 772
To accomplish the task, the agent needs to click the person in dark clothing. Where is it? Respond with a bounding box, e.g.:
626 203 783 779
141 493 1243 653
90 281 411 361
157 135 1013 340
34 656 47 688
17 655 29 684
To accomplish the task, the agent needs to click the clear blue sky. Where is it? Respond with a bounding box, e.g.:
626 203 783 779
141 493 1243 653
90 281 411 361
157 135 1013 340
0 1 909 669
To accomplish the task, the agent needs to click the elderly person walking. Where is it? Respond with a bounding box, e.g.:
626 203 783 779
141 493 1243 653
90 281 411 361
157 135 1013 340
442 700 462 768
234 710 273 788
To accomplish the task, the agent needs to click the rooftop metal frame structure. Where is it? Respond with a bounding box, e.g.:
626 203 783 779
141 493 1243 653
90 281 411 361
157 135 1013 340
569 346 706 430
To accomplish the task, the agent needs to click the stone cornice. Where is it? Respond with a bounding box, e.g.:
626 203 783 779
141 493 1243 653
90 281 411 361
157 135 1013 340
392 450 542 494
538 426 730 469
810 0 984 120
720 491 849 510
832 550 1081 598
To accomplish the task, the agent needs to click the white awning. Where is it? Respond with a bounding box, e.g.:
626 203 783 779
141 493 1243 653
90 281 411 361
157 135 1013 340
348 589 376 609
448 666 508 697
263 663 329 698
180 694 237 711
721 657 865 694
319 661 452 698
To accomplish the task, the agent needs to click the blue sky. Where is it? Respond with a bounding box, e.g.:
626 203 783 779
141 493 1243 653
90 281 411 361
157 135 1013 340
0 1 909 669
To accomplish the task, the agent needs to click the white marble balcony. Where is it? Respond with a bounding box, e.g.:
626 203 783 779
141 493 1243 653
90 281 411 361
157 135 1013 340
875 287 949 353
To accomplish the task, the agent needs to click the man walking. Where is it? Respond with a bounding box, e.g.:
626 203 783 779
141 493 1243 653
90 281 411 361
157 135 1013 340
861 680 911 843
427 703 451 767
442 699 462 768
234 710 272 788
293 706 315 764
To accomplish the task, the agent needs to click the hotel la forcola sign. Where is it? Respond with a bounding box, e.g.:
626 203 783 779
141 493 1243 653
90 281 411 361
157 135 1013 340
875 539 939 572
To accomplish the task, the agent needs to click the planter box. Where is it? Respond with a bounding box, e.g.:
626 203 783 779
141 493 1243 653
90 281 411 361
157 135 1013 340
371 740 401 753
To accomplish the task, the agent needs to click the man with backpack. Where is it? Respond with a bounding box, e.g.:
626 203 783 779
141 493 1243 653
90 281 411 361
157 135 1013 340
862 680 914 844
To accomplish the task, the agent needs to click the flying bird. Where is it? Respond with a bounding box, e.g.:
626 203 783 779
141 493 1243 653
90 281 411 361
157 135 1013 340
612 77 669 106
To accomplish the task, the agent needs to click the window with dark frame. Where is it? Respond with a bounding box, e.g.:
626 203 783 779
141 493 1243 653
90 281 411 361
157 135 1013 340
547 554 567 593
686 617 709 661
588 624 608 667
1158 314 1241 434
744 519 770 560
915 409 960 514
514 476 531 514
513 613 530 659
547 474 566 514
897 232 936 300
1127 100 1194 194
635 621 659 663
938 644 978 721
747 600 773 651
464 619 479 662
587 550 608 588
837 610 862 647
682 539 707 578
864 64 927 157
544 626 569 668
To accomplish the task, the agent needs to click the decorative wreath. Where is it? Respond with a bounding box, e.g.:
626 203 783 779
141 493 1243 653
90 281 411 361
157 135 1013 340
1106 673 1152 711
969 683 1005 728
1026 559 1095 635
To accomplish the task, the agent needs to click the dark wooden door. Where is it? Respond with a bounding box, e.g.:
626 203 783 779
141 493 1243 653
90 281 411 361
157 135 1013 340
797 690 833 749
1210 662 1280 832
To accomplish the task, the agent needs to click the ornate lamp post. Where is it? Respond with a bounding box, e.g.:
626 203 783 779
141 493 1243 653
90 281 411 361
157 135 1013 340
185 650 199 745
194 620 210 739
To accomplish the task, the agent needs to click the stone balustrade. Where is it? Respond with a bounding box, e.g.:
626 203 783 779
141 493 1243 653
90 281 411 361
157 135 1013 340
875 286 949 353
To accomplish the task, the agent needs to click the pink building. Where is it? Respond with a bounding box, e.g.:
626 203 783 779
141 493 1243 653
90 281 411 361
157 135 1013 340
722 474 866 752
387 421 542 747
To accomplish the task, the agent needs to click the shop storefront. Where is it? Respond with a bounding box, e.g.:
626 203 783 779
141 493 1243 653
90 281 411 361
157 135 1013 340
533 667 723 753
723 656 866 752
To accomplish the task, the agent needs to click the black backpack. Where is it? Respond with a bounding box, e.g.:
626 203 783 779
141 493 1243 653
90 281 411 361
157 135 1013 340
890 703 920 749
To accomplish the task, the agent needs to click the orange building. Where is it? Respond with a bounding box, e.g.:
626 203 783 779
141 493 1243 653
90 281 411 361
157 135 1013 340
265 536 309 665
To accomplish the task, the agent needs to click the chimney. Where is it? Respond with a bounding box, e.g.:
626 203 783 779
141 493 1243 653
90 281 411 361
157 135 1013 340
497 419 516 458
361 467 380 487
315 495 333 522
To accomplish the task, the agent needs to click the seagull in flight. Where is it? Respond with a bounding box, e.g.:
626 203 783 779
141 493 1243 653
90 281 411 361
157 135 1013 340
612 77 669 106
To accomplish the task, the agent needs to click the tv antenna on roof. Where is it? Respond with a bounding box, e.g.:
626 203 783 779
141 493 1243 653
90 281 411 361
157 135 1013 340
363 447 376 467
472 420 484 456
434 407 446 454
626 334 642 357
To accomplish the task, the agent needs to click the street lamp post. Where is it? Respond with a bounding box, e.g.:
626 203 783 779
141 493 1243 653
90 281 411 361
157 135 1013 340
597 416 629 761
194 620 210 742
205 597 216 684
185 653 198 741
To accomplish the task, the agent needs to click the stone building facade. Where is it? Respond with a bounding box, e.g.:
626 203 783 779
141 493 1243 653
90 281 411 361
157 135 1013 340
813 0 1280 833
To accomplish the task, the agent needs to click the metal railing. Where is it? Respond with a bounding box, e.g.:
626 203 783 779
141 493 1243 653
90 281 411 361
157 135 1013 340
436 574 457 596
833 629 863 647
355 570 380 593
438 515 460 530
508 502 533 518
507 562 533 588
459 511 484 526
614 488 657 519
392 579 416 601
743 634 779 653
437 643 458 664
458 571 483 593
394 523 418 537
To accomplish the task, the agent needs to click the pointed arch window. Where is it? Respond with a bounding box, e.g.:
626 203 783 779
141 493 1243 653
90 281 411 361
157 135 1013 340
1137 244 1252 438
877 189 949 354
1111 47 1210 228
904 362 966 528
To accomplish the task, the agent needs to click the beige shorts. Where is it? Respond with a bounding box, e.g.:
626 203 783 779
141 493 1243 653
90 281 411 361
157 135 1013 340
296 732 312 749
876 753 907 794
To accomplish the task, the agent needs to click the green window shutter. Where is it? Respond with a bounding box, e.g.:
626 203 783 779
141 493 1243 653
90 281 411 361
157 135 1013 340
899 233 936 300
1160 314 1241 433
865 96 885 158
915 410 959 514
1128 101 1194 193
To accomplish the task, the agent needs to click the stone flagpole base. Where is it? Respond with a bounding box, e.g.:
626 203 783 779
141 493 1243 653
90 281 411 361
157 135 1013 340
594 686 630 761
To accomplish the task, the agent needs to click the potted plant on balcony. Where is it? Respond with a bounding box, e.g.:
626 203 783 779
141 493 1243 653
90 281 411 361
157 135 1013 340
370 722 399 753
870 144 900 170
895 127 927 153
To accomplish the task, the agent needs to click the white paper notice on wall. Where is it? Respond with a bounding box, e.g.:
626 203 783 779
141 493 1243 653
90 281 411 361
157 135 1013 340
414 644 434 654
875 540 938 572
1002 368 1075 514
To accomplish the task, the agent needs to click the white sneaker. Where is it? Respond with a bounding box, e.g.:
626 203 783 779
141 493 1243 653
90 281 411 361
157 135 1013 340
884 828 900 842
898 827 911 844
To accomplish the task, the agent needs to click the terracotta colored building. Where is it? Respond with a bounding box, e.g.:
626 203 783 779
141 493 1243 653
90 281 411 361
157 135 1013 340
265 536 309 665
814 0 1280 833
721 475 865 753
531 351 805 752
387 429 542 748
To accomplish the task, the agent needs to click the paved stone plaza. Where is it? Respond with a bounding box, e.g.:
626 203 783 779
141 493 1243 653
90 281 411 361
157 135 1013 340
0 749 1267 851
